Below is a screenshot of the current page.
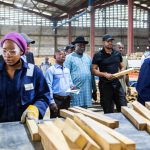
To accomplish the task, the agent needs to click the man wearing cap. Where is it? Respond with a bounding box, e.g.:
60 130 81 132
0 32 50 122
65 36 97 108
65 44 75 55
92 34 127 113
20 33 35 64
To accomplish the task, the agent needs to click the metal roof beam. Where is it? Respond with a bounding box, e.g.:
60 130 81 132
33 0 68 12
0 1 53 20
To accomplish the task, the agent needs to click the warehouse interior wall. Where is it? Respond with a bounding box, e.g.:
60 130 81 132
0 25 149 57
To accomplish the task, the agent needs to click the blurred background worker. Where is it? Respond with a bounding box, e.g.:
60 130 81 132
65 44 75 55
0 32 50 123
116 42 130 96
20 33 35 64
40 56 51 75
45 49 75 118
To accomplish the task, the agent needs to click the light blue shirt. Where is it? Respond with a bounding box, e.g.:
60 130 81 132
45 64 73 104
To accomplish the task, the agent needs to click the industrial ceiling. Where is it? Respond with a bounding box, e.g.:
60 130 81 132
0 0 150 21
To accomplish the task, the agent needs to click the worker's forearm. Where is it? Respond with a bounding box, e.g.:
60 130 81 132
92 69 106 77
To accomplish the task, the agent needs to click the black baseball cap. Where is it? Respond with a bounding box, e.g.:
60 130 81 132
102 34 114 41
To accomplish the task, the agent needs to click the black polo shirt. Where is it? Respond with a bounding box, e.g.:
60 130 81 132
92 48 122 82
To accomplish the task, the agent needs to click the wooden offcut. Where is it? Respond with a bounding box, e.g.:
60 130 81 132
60 109 74 119
74 114 121 150
65 118 101 150
26 118 41 141
53 118 84 150
69 107 119 128
132 101 150 120
112 68 134 78
145 102 150 110
38 122 70 150
53 117 65 131
132 111 150 133
121 106 147 130
62 123 87 149
90 117 136 150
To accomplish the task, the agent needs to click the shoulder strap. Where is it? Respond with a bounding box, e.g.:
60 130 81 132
26 63 34 77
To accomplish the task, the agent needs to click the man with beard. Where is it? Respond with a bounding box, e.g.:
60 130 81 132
92 34 127 113
65 36 97 108
45 49 74 118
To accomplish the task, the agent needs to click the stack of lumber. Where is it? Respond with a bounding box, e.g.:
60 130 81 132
63 107 119 129
26 107 136 150
126 87 137 102
121 101 150 133
38 115 135 150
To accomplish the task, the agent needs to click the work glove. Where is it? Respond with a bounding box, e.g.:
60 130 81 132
21 105 39 123
92 90 97 101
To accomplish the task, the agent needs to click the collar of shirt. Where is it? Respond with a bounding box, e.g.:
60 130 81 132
0 58 28 71
102 48 115 55
54 64 65 69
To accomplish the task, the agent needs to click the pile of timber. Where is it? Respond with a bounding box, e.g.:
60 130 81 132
126 87 137 102
121 101 150 133
26 107 136 150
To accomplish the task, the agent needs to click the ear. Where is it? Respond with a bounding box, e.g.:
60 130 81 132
54 54 56 59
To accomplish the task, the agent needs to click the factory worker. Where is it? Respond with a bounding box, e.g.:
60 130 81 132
0 32 50 123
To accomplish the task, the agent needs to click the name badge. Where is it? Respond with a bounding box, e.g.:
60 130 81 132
24 83 34 91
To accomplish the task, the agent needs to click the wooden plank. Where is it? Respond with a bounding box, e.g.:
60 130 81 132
53 118 65 131
74 113 121 150
69 107 119 129
112 68 134 78
38 122 70 150
121 106 147 130
145 102 150 110
62 122 87 149
60 109 74 119
52 118 82 150
132 101 150 120
26 118 41 141
64 136 82 150
74 106 119 128
89 117 136 150
65 118 101 150
132 111 150 133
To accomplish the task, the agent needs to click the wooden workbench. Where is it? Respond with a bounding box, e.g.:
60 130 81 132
106 113 150 150
0 121 43 150
0 113 150 150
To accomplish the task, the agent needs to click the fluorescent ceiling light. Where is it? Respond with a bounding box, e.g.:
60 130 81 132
15 3 22 8
134 1 140 4
43 12 52 16
141 4 147 7
60 13 67 17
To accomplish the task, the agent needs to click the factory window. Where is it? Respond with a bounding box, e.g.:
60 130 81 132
0 4 148 28
0 5 51 26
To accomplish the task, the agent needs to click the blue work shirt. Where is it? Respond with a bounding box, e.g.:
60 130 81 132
45 64 73 104
136 58 150 105
0 59 50 122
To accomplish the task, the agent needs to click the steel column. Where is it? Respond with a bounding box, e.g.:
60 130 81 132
127 0 134 55
90 4 95 58
68 14 72 44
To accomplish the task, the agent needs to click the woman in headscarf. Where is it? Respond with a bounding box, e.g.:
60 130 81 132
0 32 50 123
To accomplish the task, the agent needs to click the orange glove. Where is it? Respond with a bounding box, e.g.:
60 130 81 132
21 105 39 123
